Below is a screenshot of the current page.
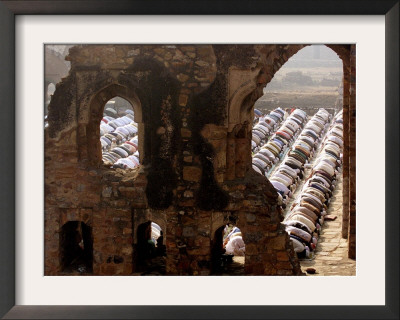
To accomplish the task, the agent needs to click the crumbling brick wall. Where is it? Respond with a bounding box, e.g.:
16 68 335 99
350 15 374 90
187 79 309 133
45 44 353 276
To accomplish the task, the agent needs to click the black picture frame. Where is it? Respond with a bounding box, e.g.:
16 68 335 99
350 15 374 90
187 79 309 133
0 1 398 319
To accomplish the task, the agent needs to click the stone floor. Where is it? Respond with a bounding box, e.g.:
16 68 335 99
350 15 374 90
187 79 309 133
222 256 245 275
298 174 356 276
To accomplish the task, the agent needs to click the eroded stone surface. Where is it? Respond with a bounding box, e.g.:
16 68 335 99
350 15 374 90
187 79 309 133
45 44 353 276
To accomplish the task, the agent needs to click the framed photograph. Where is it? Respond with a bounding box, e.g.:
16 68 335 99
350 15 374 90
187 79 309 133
1 1 398 319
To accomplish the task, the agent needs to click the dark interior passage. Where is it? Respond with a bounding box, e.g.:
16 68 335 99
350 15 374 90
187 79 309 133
135 221 166 275
211 224 245 275
60 221 93 274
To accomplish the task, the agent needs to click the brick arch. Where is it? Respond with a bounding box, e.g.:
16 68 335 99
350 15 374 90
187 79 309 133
81 82 143 165
211 214 227 240
59 220 93 273
211 220 248 244
210 216 248 274
227 45 302 130
133 211 167 273
226 44 348 176
326 44 350 67
147 212 167 246
227 67 263 131
227 44 349 128
133 209 167 245
210 211 246 238
222 44 351 273
88 83 142 123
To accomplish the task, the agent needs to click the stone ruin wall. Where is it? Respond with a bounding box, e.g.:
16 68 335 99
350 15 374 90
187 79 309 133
45 44 353 276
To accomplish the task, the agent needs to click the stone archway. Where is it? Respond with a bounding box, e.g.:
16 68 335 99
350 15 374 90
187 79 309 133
133 209 167 245
226 44 355 260
134 218 166 274
78 83 143 165
60 221 93 274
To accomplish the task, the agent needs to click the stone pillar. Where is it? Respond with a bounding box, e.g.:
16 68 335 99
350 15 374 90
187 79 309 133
342 67 350 239
165 208 212 276
93 207 133 275
348 45 356 259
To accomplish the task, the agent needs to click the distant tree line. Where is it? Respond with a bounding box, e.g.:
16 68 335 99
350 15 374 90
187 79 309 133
267 71 341 90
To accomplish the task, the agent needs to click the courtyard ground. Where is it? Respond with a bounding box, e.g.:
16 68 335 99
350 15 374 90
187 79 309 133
299 173 356 276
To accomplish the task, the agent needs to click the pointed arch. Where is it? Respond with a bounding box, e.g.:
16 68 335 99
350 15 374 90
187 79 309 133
78 82 143 165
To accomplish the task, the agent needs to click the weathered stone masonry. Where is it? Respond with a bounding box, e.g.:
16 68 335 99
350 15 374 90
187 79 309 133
45 44 355 275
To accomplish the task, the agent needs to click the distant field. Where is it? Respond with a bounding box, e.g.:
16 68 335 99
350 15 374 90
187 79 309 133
264 85 340 93
256 62 343 113
276 66 342 77
255 90 341 113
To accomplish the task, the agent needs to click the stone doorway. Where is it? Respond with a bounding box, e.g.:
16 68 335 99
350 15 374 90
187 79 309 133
211 224 245 275
135 221 166 275
60 221 93 274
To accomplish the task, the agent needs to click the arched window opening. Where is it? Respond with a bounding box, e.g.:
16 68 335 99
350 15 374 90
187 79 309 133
60 221 93 274
100 96 140 170
256 45 343 116
135 221 166 275
211 224 245 275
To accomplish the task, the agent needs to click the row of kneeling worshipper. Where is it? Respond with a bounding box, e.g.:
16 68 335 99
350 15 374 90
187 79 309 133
283 110 344 259
100 109 140 169
270 108 332 206
100 109 137 149
251 107 287 153
252 108 308 177
253 108 263 124
223 226 245 256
